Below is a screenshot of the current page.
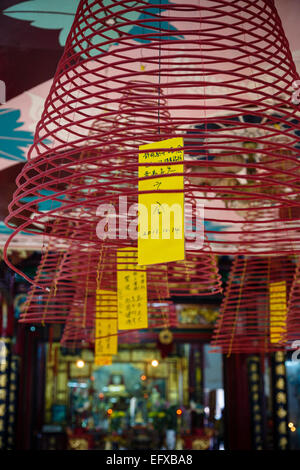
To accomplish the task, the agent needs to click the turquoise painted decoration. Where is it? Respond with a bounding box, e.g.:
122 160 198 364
0 108 34 161
4 0 80 47
4 0 181 54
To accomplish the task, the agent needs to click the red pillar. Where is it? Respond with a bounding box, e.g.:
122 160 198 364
223 353 252 450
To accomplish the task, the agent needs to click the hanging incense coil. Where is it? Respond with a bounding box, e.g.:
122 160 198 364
18 173 220 323
4 0 300 294
20 235 222 324
60 300 177 349
211 255 296 354
19 245 169 324
167 252 222 296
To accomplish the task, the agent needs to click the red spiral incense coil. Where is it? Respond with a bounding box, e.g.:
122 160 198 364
60 300 177 349
211 255 296 354
4 0 300 284
19 245 168 324
167 252 222 296
20 235 222 324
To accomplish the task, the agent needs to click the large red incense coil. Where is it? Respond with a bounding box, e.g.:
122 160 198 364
211 255 296 354
3 0 300 279
167 252 222 296
60 300 177 349
45 243 222 297
17 165 221 322
22 271 178 346
20 235 222 324
20 246 168 324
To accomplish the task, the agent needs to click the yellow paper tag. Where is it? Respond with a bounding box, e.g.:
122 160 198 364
117 248 148 330
94 356 112 367
269 281 287 343
95 318 118 355
94 290 118 357
138 137 184 265
95 289 117 317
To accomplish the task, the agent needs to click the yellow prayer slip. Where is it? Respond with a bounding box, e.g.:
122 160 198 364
269 281 287 344
138 137 184 265
95 318 118 356
117 247 148 330
94 290 118 358
95 289 117 316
